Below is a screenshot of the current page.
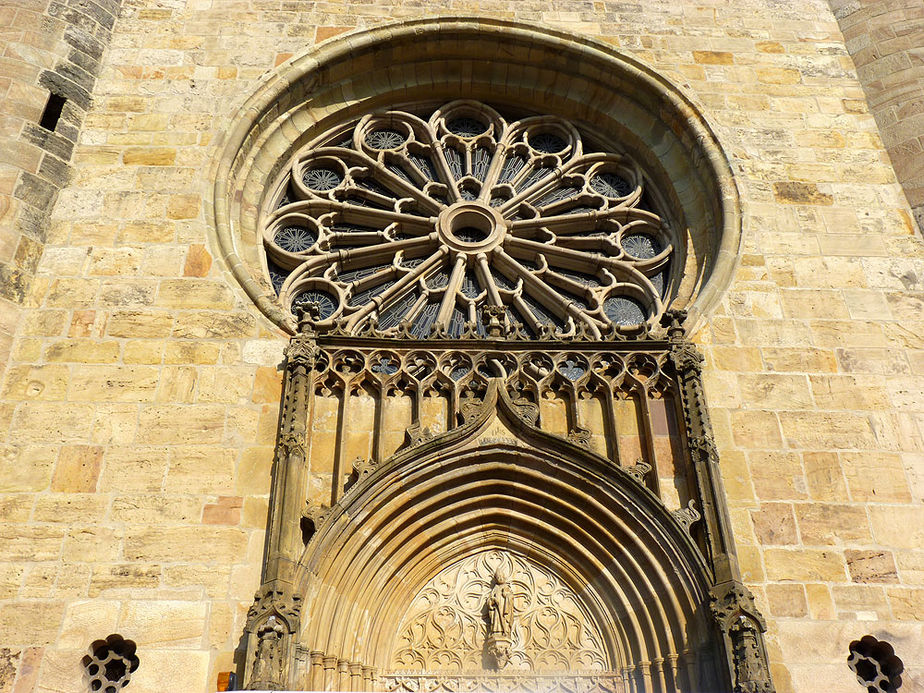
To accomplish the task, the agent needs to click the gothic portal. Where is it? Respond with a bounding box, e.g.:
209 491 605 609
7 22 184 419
217 19 774 693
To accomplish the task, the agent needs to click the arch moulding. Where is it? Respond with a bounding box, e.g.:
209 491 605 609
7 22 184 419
209 17 742 336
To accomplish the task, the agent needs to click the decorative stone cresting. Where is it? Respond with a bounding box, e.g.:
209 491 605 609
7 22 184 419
262 101 673 337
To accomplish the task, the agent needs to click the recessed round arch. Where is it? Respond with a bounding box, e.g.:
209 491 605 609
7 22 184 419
210 17 741 334
293 440 721 686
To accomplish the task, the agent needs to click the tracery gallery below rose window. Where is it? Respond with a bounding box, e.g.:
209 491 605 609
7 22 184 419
261 101 677 338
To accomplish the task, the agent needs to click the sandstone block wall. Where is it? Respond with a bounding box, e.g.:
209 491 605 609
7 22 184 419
829 0 924 234
0 1 922 692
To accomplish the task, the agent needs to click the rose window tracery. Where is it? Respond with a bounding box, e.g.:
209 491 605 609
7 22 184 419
262 101 675 338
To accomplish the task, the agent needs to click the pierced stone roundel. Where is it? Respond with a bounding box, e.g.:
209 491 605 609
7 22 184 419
263 100 674 337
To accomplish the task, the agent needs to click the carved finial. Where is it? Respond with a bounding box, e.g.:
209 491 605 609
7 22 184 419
295 301 321 334
661 309 688 341
671 499 701 534
625 458 653 484
482 304 506 338
404 420 434 447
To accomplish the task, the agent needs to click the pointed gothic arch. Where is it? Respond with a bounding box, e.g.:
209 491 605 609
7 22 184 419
293 383 722 690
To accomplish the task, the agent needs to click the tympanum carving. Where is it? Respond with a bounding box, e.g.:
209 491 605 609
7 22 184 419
391 550 607 672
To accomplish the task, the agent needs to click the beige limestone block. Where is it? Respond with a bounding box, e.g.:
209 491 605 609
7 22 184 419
710 346 762 372
896 551 924 585
802 452 848 501
137 405 225 444
166 446 235 494
738 544 765 583
0 445 54 492
196 367 251 404
804 583 836 620
156 366 196 403
737 374 813 410
21 309 68 337
749 451 807 500
794 502 871 544
242 496 269 529
100 447 168 493
124 527 247 562
764 549 847 582
0 565 23 600
33 495 108 524
751 503 798 545
0 494 32 523
765 583 807 618
0 601 65 645
208 600 235 648
779 411 876 449
44 278 98 308
88 564 161 598
870 506 924 548
831 584 890 620
12 403 94 442
43 339 121 364
124 649 209 693
90 404 138 446
1 365 69 400
106 310 175 338
236 447 272 496
57 600 121 649
171 311 257 339
156 279 234 309
119 600 207 648
251 365 282 404
70 366 160 402
889 587 924 620
836 347 910 375
809 375 890 411
50 445 102 493
35 647 88 693
164 565 232 599
241 339 285 366
845 549 898 584
163 341 220 365
124 340 165 364
731 411 782 449
111 494 200 524
841 451 912 503
88 247 143 276
167 194 201 220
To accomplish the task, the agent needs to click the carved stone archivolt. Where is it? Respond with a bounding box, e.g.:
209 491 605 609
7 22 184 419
391 550 607 673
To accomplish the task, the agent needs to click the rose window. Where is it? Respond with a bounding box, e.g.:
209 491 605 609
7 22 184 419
262 101 675 338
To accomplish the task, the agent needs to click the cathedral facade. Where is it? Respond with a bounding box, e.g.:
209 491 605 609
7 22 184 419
0 2 922 692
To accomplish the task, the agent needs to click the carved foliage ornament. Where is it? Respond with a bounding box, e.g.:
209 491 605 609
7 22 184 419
263 101 675 338
391 550 607 673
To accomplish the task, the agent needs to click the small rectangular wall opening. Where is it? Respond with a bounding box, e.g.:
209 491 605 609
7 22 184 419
39 92 66 132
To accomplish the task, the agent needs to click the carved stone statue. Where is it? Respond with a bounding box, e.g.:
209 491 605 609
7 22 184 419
486 566 513 636
484 565 515 669
250 615 286 690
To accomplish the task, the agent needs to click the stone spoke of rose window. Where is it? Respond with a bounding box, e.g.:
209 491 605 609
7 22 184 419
262 100 677 337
